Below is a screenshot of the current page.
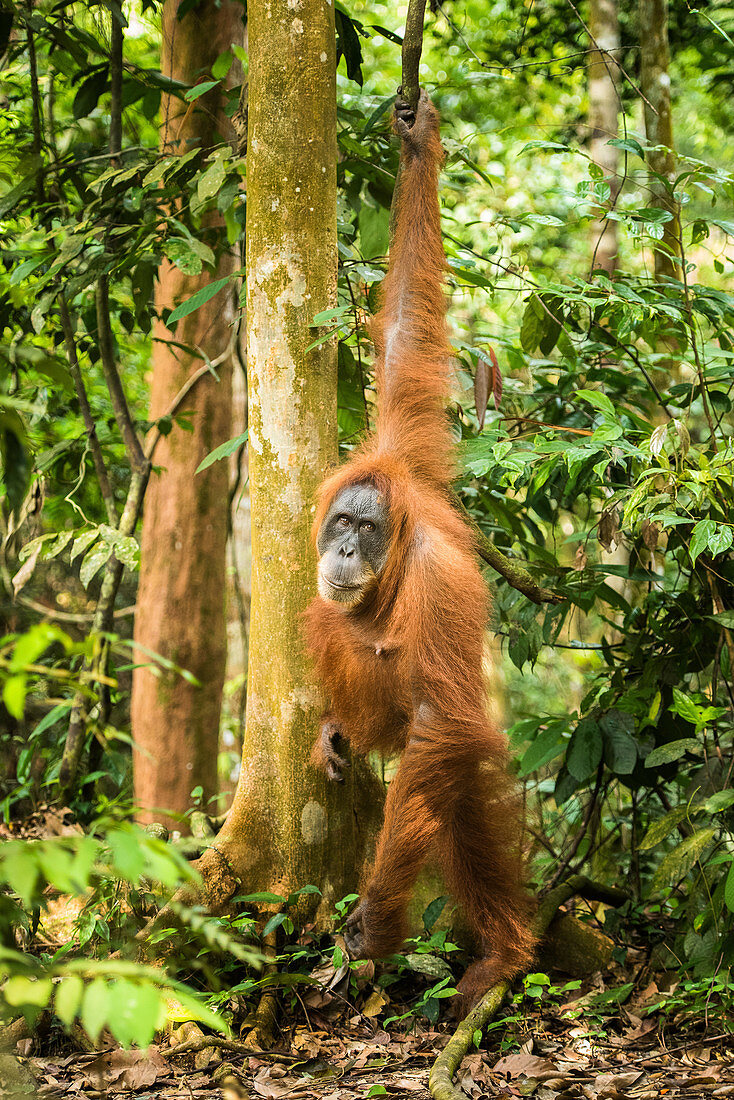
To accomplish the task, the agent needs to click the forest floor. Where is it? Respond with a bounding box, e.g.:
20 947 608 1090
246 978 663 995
22 973 734 1099
5 808 733 1099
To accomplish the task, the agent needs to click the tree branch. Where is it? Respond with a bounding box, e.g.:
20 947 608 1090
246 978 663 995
452 495 565 605
401 0 427 111
95 276 147 474
59 295 117 524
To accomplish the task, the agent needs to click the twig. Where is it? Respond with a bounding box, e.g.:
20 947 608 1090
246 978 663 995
545 766 604 890
109 3 124 165
145 361 221 462
563 0 656 114
58 295 117 524
17 595 134 624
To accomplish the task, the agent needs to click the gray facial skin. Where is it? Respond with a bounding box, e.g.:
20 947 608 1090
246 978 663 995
316 484 390 607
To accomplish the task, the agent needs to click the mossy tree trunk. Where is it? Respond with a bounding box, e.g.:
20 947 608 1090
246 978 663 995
208 0 382 910
639 0 679 281
131 0 244 830
589 0 620 276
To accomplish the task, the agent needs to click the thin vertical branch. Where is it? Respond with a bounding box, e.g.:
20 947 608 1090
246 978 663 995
401 0 427 112
25 3 45 204
95 277 147 474
109 3 124 164
59 295 117 524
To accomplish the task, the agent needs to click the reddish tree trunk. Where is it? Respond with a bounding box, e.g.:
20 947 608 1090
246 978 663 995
131 0 243 830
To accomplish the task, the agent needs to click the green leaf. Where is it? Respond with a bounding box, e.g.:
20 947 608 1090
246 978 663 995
689 519 716 564
71 529 100 562
422 895 449 932
705 790 734 814
710 610 734 629
2 843 39 906
81 978 109 1044
4 976 53 1009
3 675 27 720
652 828 716 890
362 96 393 136
640 807 688 851
262 912 287 937
55 976 84 1027
79 543 113 588
576 388 615 419
167 276 232 325
644 739 699 766
236 891 288 905
359 203 389 260
726 862 734 914
518 721 568 777
197 155 228 203
707 525 733 557
566 718 603 781
600 710 637 775
184 80 219 101
520 296 545 354
195 430 248 474
166 238 203 276
607 137 645 158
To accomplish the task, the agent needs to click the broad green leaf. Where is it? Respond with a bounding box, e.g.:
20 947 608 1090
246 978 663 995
708 525 733 556
566 718 603 781
520 296 545 354
184 79 219 101
80 543 113 588
644 738 699 766
689 519 716 564
55 976 84 1027
601 710 637 775
422 895 449 932
236 891 287 905
652 828 716 890
710 610 734 629
71 529 100 562
197 155 227 203
81 978 110 1044
3 675 27 720
705 790 734 814
639 807 688 850
726 862 734 914
1 843 39 906
4 976 53 1009
518 721 569 777
576 388 616 419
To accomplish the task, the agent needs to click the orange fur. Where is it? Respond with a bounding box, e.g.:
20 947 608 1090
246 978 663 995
305 94 535 1006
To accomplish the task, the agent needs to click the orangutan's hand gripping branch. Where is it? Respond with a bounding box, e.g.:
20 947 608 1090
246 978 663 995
305 92 536 1010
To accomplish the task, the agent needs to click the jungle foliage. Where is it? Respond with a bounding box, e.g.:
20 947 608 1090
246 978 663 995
1 0 734 1044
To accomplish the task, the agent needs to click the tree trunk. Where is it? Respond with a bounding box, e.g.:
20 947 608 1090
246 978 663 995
639 0 679 281
209 0 382 912
589 0 620 276
131 0 244 830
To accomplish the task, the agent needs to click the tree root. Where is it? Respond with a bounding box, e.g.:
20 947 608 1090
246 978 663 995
242 932 279 1049
429 875 627 1100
